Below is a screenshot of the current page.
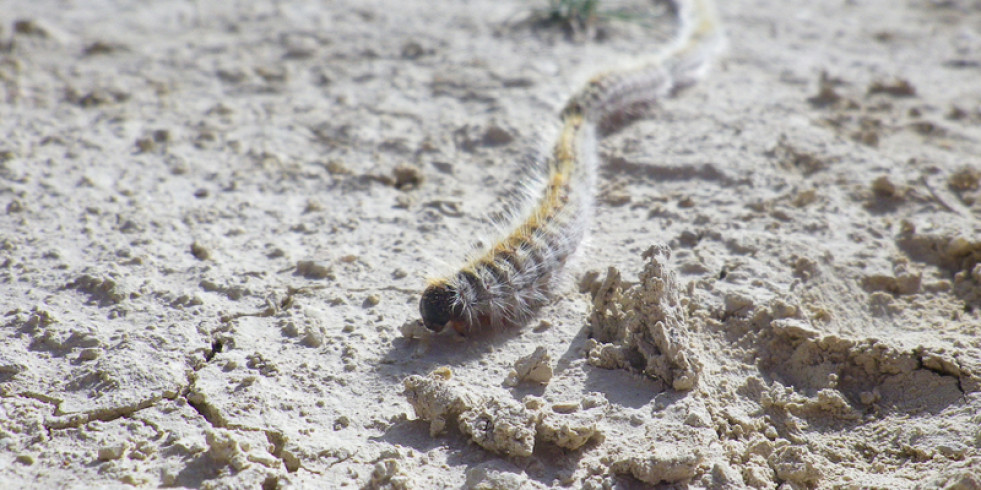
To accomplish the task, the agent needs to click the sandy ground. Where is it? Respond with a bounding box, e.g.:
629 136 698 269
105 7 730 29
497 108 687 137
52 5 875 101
1 0 980 488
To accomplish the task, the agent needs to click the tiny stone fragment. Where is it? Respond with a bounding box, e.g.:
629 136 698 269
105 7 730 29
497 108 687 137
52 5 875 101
399 319 430 339
280 320 300 337
401 40 425 59
403 367 474 437
66 274 128 306
871 175 898 198
948 166 980 192
807 72 842 108
457 397 538 457
586 339 629 370
300 326 324 347
295 260 333 279
190 241 211 260
304 199 323 213
97 443 128 461
504 346 553 386
365 458 412 490
602 189 632 206
867 78 916 97
610 445 703 485
325 160 351 175
481 124 514 146
768 445 824 485
77 348 102 361
205 429 251 471
537 400 604 450
464 462 544 490
393 164 423 190
14 19 48 37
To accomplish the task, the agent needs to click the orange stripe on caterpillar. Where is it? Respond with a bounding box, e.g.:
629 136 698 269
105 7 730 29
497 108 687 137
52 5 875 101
419 0 723 335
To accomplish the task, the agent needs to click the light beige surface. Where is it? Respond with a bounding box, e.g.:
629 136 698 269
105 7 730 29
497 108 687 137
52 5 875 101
1 0 980 488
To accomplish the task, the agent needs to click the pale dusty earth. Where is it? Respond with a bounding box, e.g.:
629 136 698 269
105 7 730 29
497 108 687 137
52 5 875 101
2 0 981 488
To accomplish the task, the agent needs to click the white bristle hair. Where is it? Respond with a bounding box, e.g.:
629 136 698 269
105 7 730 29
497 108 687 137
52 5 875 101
419 0 724 335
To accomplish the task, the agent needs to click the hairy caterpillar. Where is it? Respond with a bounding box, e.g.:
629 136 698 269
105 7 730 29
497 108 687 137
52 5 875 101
420 0 724 335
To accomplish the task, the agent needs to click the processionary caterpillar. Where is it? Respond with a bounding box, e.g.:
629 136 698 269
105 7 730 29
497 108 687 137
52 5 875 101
420 0 724 335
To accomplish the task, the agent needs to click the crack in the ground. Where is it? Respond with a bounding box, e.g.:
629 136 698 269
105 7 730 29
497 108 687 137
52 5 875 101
916 355 967 395
11 388 179 433
185 377 230 428
265 429 302 473
183 327 308 474
184 371 309 474
18 333 228 433
9 316 322 476
14 390 62 409
44 394 165 431
5 298 319 482
185 335 230 429
185 330 230 425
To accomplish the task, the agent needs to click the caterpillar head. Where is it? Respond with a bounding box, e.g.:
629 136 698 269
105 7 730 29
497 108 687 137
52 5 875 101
419 282 466 333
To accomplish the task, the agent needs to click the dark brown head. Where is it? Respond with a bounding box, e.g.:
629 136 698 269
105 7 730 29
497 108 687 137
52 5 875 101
419 283 464 332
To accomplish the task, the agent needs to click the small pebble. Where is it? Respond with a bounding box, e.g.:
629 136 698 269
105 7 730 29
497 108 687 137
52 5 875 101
77 348 101 361
301 327 324 348
98 443 127 461
190 241 211 261
393 164 423 190
296 260 332 279
281 321 300 338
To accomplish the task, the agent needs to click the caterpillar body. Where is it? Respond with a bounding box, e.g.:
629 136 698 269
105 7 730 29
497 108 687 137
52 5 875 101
420 0 724 335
